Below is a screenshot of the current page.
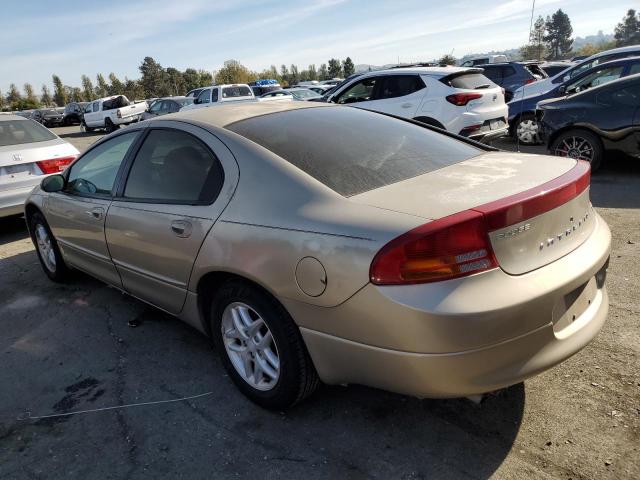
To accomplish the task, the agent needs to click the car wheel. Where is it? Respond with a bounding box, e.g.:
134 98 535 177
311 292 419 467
515 114 542 145
550 129 603 172
104 118 118 133
80 121 93 133
210 280 319 410
29 212 70 282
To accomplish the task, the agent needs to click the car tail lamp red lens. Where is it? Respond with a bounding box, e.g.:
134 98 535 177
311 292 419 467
370 210 498 285
446 93 483 106
36 155 76 174
370 160 591 285
525 78 536 85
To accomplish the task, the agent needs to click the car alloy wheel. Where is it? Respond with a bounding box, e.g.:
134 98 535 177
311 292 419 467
553 135 595 163
35 223 56 273
516 118 540 145
221 302 280 391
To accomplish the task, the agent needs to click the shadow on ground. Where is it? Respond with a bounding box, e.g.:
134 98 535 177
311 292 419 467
0 216 29 245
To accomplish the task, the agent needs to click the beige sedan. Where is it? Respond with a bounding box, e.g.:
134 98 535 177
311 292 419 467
25 102 610 410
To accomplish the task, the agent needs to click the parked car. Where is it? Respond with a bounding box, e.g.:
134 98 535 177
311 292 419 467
319 78 343 86
248 79 281 97
512 44 640 100
539 73 640 171
25 102 610 409
181 84 256 111
82 95 147 133
510 56 640 144
540 61 574 77
306 85 332 95
142 96 194 120
0 114 78 217
31 108 65 127
185 88 207 98
63 102 88 126
460 55 508 67
320 66 508 142
479 62 547 101
260 88 322 101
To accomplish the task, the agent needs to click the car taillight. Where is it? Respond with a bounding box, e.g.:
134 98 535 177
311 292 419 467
446 93 483 106
525 78 536 85
370 161 591 285
36 155 76 174
117 110 122 118
501 87 506 97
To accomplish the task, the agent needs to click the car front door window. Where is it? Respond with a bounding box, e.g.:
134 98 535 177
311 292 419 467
197 90 210 105
66 132 138 196
376 75 425 99
567 66 624 94
335 78 379 104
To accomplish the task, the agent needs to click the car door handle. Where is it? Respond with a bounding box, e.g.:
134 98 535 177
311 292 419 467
171 220 192 238
86 207 104 220
401 103 413 108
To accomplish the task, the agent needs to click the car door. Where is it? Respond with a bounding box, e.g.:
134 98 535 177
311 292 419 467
45 129 141 286
194 89 211 109
595 82 640 153
84 101 100 127
359 74 426 118
332 76 381 106
105 121 238 314
146 100 164 118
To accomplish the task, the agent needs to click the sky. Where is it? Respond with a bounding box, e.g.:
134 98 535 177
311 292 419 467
1 0 635 93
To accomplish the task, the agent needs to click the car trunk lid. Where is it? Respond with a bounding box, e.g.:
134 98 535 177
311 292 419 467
351 152 594 275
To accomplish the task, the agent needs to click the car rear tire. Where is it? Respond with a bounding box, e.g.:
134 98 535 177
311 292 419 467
550 129 603 172
210 280 319 410
514 113 542 145
29 212 70 282
104 118 118 133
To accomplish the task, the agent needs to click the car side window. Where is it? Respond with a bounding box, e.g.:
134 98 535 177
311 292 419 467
481 67 502 83
211 89 219 102
502 66 516 78
376 75 425 100
123 129 224 204
598 85 640 107
567 66 624 94
92 101 100 112
149 101 163 113
66 132 138 196
335 77 379 104
197 89 210 104
160 101 172 112
84 104 93 113
629 63 640 75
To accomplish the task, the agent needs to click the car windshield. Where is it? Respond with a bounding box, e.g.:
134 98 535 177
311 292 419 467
0 119 57 146
227 107 481 196
42 109 57 115
177 98 195 106
291 90 321 99
222 86 252 98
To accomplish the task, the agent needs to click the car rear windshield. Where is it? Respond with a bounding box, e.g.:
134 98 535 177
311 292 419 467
226 107 482 196
222 86 252 98
443 73 496 89
0 119 57 147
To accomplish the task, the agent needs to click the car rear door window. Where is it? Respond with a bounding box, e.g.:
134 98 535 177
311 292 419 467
226 106 481 196
481 67 503 83
123 129 224 204
211 89 219 102
598 84 640 107
629 63 640 75
567 66 624 94
376 75 425 99
197 89 210 104
66 132 138 196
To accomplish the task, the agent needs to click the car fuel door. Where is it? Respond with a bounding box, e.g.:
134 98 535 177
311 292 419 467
105 122 238 314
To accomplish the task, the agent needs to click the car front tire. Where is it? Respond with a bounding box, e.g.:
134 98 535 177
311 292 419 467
550 129 603 172
29 212 70 282
210 280 319 410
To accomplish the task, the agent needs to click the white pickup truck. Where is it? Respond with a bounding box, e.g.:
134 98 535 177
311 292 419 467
82 95 147 133
180 84 256 111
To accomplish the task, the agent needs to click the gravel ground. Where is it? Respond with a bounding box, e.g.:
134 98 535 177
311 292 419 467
0 126 638 479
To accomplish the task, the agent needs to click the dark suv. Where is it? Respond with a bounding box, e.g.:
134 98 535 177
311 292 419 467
539 74 640 171
480 62 547 102
62 102 88 126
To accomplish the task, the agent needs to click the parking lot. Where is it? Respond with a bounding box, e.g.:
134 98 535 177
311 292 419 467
1 125 639 479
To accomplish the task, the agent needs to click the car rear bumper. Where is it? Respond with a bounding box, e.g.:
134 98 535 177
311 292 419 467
0 183 38 218
286 212 611 398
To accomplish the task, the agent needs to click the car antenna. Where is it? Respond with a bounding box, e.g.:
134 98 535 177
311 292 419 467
517 0 537 153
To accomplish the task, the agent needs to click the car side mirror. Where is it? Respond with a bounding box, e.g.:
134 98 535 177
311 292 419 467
193 98 200 104
41 174 65 193
558 85 566 95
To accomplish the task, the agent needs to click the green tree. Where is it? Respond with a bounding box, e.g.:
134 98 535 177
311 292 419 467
198 69 214 86
215 59 254 85
95 73 109 97
529 15 546 60
280 64 289 86
65 86 82 102
41 85 52 106
289 64 300 85
23 83 38 105
327 58 342 78
81 75 95 101
7 83 22 104
12 98 40 110
108 73 124 95
139 56 170 97
307 64 318 81
438 54 457 66
166 67 186 95
0 90 4 111
544 9 573 60
182 68 202 92
123 78 145 101
614 9 640 46
342 57 355 76
51 75 67 106
318 63 328 80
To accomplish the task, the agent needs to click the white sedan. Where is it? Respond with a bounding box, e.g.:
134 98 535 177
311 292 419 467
0 114 79 217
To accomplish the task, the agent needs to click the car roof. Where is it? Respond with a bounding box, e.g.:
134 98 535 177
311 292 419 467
587 44 640 59
362 66 478 77
159 96 189 101
170 101 332 128
0 114 26 121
